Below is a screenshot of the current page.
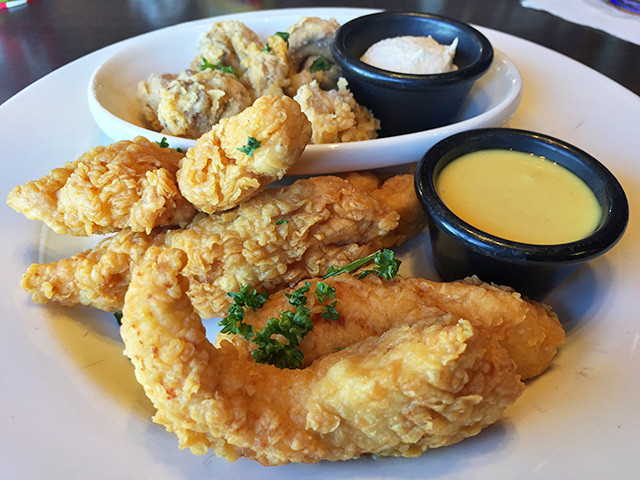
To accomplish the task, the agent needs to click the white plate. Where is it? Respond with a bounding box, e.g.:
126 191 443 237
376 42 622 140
2 7 640 480
87 14 522 175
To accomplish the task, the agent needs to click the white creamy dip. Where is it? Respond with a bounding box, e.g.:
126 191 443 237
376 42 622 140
360 35 458 74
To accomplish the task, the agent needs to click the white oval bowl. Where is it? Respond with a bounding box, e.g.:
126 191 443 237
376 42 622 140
87 10 522 175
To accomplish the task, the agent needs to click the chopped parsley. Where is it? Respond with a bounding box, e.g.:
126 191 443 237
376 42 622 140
113 311 123 326
219 250 400 369
275 31 290 47
199 57 239 77
262 43 272 53
237 136 261 157
275 219 289 225
155 137 182 152
309 56 334 73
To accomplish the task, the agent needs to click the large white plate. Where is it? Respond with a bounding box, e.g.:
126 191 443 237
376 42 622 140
1 7 639 480
87 14 522 175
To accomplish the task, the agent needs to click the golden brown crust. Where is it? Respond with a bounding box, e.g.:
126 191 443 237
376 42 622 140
176 95 312 214
220 273 565 380
19 173 424 316
121 247 524 465
7 137 197 236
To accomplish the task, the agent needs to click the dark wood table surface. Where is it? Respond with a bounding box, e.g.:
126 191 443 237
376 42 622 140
2 0 639 106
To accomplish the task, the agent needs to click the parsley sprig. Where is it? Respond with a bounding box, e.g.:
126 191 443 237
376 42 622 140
275 31 290 47
309 56 334 73
219 250 400 369
200 57 239 77
324 249 401 281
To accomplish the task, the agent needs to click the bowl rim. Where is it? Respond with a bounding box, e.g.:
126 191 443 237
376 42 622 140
414 127 629 265
332 11 494 88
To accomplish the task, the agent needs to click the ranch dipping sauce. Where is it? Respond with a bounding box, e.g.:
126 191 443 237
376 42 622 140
435 149 602 245
360 35 458 74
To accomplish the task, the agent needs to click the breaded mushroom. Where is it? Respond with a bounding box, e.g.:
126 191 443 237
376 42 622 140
294 78 380 143
138 69 252 139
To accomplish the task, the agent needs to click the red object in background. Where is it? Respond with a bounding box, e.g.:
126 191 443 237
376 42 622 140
0 0 30 10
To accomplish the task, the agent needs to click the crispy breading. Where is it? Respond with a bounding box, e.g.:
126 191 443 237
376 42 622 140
239 34 292 99
176 95 312 214
121 247 524 465
21 229 167 312
6 137 197 236
293 78 380 143
192 22 291 100
20 174 425 317
168 173 422 318
138 69 252 139
220 274 565 380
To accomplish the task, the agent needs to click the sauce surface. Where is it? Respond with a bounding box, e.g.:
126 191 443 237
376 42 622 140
435 149 602 244
360 35 458 74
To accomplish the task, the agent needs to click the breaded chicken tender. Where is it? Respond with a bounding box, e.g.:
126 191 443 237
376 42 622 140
121 247 524 465
168 173 422 318
294 78 380 143
20 174 424 317
21 229 167 312
138 70 252 139
176 95 312 213
220 274 565 380
7 137 197 236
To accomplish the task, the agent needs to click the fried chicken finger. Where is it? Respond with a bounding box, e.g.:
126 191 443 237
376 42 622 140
121 247 524 465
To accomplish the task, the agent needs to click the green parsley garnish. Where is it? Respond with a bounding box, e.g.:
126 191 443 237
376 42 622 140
155 137 182 152
219 285 270 341
275 219 289 225
309 56 334 73
113 311 123 326
219 250 400 369
324 249 401 281
262 43 272 53
237 136 261 157
275 31 290 47
199 57 239 77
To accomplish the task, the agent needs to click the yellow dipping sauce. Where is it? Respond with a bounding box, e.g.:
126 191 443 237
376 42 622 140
436 149 602 244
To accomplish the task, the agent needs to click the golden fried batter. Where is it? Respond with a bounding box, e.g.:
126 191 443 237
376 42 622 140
7 137 197 236
176 95 312 213
138 70 252 139
20 174 424 316
121 247 524 465
221 274 565 380
21 229 166 312
168 173 422 318
294 78 380 143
